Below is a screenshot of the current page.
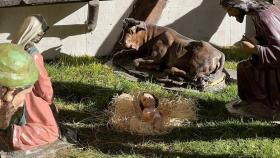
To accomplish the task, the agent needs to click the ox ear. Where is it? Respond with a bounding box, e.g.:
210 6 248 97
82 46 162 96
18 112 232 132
123 20 128 30
184 41 203 52
123 18 140 29
176 41 203 58
175 44 188 58
136 22 146 32
176 49 187 58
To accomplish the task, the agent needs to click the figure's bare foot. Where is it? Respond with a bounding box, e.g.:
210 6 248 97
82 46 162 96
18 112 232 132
226 100 275 120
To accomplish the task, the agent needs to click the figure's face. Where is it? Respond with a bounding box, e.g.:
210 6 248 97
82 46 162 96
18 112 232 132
32 31 46 43
224 7 246 23
140 93 156 109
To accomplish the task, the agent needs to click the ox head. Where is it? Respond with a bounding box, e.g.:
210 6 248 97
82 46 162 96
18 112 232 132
120 18 147 50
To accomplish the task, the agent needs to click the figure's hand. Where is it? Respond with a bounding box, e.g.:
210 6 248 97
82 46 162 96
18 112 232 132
241 41 257 55
12 87 32 109
0 89 15 130
0 87 33 129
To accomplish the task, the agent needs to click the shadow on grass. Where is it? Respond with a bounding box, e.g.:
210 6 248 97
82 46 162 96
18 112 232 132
53 80 232 122
160 123 280 142
53 81 121 110
91 142 234 158
57 108 280 157
196 96 229 122
183 87 238 122
52 79 236 122
52 80 279 157
46 56 110 67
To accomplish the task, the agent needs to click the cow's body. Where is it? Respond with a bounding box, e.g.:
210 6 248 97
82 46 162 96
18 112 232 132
120 18 225 86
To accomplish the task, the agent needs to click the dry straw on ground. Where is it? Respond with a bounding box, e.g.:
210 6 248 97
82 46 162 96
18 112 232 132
108 93 198 135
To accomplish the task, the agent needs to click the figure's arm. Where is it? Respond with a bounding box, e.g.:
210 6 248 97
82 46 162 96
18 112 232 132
152 111 162 131
256 45 280 66
32 53 53 104
254 11 280 66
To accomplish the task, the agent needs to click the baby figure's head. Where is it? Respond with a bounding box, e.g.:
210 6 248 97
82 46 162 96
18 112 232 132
139 92 159 111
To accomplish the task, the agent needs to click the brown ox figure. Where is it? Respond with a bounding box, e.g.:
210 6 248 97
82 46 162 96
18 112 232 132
118 18 225 87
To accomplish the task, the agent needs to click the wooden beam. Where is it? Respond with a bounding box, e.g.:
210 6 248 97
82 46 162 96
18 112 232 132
145 0 167 23
0 0 108 8
129 0 167 24
0 0 101 32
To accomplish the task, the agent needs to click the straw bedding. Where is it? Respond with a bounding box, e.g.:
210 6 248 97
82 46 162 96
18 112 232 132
109 93 197 135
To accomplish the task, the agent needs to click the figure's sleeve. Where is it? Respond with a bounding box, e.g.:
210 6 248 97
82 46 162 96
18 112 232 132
257 45 280 66
32 53 53 104
255 8 280 66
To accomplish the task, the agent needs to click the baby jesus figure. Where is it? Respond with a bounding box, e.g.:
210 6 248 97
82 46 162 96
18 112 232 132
139 93 162 131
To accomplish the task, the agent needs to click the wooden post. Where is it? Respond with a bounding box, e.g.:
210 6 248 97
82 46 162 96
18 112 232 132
87 0 99 32
129 0 167 24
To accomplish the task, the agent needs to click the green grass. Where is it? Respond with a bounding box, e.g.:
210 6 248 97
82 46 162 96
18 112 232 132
46 51 280 158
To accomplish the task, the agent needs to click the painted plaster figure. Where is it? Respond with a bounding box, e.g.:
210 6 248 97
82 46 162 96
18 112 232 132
0 15 59 151
221 0 280 119
139 92 162 131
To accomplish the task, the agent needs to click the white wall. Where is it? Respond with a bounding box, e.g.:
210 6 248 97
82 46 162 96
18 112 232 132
0 0 255 58
157 0 255 46
0 0 136 58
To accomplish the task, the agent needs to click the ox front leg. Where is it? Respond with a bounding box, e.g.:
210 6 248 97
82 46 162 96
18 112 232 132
87 0 99 32
134 47 167 70
133 58 161 70
167 67 187 78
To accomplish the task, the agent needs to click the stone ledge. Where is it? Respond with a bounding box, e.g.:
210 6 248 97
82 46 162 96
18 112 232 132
0 140 72 158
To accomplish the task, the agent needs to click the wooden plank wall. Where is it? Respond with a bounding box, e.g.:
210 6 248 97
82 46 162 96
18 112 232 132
0 0 90 7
